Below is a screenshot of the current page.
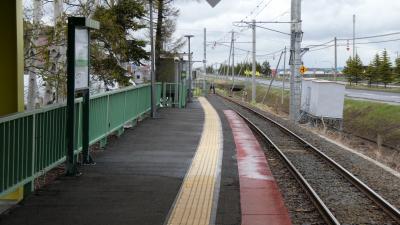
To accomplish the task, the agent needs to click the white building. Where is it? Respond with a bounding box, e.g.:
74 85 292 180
301 79 345 119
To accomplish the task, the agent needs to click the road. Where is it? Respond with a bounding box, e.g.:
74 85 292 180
207 75 400 105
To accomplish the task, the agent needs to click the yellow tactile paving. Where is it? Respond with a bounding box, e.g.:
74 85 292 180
166 97 223 225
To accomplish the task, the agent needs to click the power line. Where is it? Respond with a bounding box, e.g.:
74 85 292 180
308 44 335 52
337 31 400 41
305 39 335 49
254 24 290 36
253 0 274 18
344 37 400 45
307 37 400 53
233 22 290 36
213 42 251 53
239 0 266 22
256 47 286 57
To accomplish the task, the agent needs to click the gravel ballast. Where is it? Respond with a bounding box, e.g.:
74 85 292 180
217 95 400 224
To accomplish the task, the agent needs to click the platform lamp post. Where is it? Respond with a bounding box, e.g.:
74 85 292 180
185 35 194 102
149 0 156 118
66 17 99 176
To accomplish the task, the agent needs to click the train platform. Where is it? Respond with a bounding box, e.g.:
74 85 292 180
0 96 291 225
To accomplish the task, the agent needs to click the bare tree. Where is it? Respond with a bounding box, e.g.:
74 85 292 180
27 0 43 110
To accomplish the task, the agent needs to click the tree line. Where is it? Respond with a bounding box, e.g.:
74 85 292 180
343 49 400 87
209 60 272 76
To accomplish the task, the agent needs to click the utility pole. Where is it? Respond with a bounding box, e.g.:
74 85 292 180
149 0 156 118
334 37 338 81
231 31 235 83
353 14 356 58
204 28 207 76
252 19 256 103
289 0 302 122
185 35 194 102
226 37 233 79
282 46 287 104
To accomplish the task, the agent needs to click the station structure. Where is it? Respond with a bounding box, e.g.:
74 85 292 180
1 2 400 225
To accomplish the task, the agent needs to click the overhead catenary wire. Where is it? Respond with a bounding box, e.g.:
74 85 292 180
307 37 400 52
257 47 286 57
305 39 335 49
212 42 251 53
337 31 400 41
253 0 274 18
213 0 276 44
305 31 400 51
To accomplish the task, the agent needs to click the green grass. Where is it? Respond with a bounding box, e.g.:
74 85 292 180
344 99 400 147
216 80 290 114
346 84 400 93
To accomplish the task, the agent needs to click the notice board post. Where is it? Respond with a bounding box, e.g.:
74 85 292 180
66 17 99 176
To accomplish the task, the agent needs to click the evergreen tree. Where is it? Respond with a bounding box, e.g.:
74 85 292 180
343 54 363 85
91 0 148 86
261 60 272 77
154 0 186 80
206 66 214 74
364 54 380 86
379 49 393 88
394 57 400 81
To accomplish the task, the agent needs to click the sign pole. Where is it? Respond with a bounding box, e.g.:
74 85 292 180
66 17 99 176
66 18 77 176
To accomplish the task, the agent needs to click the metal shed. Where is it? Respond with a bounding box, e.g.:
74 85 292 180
301 79 345 119
301 78 317 112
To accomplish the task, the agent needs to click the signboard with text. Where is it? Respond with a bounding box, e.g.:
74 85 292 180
74 28 89 90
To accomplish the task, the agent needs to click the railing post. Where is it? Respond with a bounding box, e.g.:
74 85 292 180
82 90 93 164
136 87 139 117
100 94 110 149
163 82 167 107
123 90 127 122
24 114 36 197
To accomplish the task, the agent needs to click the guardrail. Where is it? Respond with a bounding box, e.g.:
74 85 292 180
0 83 167 197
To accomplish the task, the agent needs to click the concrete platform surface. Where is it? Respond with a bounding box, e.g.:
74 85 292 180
0 95 289 225
0 103 204 225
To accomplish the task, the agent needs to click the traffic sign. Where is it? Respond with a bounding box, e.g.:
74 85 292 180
300 65 308 75
206 0 221 7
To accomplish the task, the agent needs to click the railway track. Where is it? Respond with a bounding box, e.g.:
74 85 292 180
217 94 400 225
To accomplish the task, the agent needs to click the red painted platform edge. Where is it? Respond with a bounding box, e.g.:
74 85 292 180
224 110 292 225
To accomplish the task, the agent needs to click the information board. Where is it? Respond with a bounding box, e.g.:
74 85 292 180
74 28 89 90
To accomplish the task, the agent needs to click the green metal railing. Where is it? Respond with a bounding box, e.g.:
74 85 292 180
161 82 188 108
179 82 188 108
193 79 209 97
0 83 168 197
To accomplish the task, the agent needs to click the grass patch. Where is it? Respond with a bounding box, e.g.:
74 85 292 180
215 79 289 115
346 84 400 93
344 99 400 148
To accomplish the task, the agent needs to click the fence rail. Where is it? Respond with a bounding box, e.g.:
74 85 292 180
0 83 173 196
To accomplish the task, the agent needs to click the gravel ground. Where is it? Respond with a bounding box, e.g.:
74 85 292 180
218 96 399 224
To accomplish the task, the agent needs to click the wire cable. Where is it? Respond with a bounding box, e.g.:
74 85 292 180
337 31 400 41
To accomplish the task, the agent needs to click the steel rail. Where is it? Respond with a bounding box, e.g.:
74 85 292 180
218 94 400 224
236 111 340 225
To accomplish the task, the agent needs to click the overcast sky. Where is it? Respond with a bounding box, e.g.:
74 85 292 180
173 0 400 69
